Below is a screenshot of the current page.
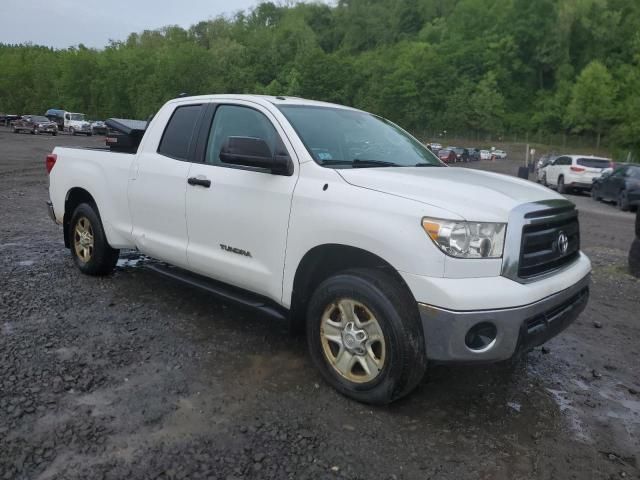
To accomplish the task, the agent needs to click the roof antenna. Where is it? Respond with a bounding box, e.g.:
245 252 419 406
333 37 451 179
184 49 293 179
177 92 189 98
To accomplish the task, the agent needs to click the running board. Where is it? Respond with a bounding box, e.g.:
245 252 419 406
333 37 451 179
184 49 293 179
145 263 288 322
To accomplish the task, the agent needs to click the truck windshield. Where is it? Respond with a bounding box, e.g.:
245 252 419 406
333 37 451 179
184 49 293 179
278 105 441 168
69 114 85 121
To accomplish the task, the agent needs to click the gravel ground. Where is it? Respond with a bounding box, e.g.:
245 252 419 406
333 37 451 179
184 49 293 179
1 129 639 480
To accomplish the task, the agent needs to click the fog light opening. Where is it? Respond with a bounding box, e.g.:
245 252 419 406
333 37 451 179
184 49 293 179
465 322 498 352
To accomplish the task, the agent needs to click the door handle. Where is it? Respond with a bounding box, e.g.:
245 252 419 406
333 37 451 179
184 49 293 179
187 176 211 188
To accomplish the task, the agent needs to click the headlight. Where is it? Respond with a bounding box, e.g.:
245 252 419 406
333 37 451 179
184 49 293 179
422 217 506 258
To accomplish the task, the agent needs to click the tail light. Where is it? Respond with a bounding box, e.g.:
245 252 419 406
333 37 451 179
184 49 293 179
570 166 585 172
46 153 57 174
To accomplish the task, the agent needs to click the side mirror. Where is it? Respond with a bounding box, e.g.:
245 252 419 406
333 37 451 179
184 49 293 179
602 168 613 176
219 136 292 176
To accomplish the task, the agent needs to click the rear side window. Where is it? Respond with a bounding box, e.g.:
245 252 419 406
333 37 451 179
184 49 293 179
629 167 640 178
577 158 610 169
158 105 203 160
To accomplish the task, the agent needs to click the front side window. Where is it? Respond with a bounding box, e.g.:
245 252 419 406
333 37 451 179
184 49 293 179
278 105 441 168
69 113 85 121
158 104 203 160
205 105 279 166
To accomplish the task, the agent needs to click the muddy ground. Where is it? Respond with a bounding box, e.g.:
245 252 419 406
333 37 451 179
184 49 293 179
1 129 638 480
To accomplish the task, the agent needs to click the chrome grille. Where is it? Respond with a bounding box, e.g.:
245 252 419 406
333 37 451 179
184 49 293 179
501 200 581 283
518 206 579 278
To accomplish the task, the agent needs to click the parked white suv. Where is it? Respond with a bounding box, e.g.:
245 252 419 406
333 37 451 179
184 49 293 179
45 95 591 404
541 155 611 194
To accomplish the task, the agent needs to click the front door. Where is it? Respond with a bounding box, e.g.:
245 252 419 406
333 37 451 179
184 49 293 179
185 102 298 302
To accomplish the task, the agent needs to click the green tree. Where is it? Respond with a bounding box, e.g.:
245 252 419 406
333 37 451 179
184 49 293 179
566 60 616 147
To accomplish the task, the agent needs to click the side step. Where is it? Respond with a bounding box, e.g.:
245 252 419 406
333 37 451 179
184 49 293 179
145 263 289 322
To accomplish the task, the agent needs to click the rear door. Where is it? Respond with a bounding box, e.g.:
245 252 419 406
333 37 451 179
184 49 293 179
602 167 627 200
129 103 204 268
184 101 299 302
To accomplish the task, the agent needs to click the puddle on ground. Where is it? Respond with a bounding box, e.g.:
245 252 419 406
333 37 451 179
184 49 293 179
116 251 148 269
546 387 592 442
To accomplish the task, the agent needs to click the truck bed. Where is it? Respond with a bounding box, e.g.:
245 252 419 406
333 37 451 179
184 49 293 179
49 146 137 249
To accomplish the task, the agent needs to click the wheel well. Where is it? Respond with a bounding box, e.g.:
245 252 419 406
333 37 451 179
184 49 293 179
63 188 96 248
289 244 415 332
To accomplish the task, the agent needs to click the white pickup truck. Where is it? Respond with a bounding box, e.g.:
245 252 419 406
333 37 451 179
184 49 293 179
46 95 591 404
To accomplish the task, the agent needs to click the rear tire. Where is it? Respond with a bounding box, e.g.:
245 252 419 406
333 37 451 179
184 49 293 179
306 268 426 405
69 203 119 276
557 176 566 194
618 191 630 211
591 186 601 201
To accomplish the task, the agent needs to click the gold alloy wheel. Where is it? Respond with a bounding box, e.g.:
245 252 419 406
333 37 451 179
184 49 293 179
320 298 386 383
74 217 94 263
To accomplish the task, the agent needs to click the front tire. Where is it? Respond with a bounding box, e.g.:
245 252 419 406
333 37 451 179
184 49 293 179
70 127 76 136
306 268 426 405
69 203 119 276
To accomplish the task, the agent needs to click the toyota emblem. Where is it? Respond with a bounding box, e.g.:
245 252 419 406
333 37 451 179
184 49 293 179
557 231 569 255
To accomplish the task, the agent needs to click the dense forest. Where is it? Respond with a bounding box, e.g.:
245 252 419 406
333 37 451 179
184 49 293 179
1 0 639 157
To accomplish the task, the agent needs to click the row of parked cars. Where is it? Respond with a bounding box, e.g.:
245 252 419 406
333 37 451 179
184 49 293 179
0 111 107 136
536 154 640 211
427 142 507 163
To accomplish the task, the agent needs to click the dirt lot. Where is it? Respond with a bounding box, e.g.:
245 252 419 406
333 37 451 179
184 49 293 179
1 129 639 480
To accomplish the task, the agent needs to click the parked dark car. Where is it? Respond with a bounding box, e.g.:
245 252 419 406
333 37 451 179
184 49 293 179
591 164 640 211
437 148 456 163
466 148 480 161
12 115 58 135
0 113 21 127
447 146 469 162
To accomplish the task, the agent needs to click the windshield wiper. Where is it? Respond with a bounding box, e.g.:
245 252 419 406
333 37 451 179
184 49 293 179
352 159 400 168
414 163 439 167
318 159 401 168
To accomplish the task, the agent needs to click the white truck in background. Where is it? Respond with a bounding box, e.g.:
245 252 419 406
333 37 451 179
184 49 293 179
45 95 591 404
64 112 92 136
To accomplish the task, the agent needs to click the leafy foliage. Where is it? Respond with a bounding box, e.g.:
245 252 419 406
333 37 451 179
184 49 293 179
0 0 638 156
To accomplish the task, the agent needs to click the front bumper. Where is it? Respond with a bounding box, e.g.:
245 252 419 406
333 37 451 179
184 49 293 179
418 273 590 363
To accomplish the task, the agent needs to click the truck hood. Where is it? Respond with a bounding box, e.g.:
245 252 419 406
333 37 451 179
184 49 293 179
337 167 563 222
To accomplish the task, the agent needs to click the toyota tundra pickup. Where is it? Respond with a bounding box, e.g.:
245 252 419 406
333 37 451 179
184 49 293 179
46 95 591 404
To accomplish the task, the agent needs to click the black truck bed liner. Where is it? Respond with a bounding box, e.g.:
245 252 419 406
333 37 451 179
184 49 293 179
105 118 147 153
